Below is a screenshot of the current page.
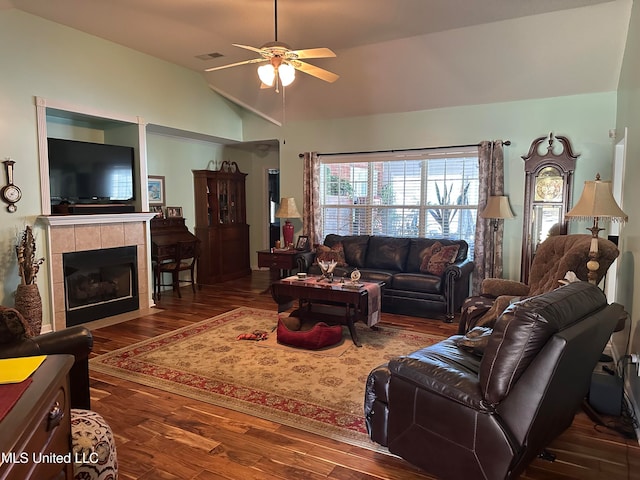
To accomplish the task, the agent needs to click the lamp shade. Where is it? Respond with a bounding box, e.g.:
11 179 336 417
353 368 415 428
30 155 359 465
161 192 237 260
275 197 301 219
566 175 628 222
480 196 515 220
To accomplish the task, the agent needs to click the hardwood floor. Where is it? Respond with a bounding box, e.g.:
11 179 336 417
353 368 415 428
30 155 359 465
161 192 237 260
88 270 639 480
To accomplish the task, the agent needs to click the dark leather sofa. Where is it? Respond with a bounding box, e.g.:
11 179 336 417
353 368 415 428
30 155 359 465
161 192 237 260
0 325 93 409
304 234 474 321
364 282 623 479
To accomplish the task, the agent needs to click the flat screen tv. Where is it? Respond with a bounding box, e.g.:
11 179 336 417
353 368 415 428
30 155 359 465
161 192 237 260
48 138 135 204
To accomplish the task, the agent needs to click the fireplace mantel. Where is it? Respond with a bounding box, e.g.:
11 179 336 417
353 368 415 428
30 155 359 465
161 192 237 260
39 212 156 227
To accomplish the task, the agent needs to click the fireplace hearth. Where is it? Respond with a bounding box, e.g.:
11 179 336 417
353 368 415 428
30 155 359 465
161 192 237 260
63 246 139 326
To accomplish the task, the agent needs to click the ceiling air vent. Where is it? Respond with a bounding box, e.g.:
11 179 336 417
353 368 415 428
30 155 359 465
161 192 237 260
196 52 224 61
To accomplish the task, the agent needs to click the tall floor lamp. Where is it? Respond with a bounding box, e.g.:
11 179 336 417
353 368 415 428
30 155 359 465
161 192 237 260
565 174 627 284
275 197 301 247
480 195 515 278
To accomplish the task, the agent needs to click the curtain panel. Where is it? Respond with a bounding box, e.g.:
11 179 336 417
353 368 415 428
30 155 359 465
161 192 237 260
302 152 322 246
472 140 506 295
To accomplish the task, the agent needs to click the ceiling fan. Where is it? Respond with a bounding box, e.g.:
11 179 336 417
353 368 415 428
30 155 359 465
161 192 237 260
204 0 339 90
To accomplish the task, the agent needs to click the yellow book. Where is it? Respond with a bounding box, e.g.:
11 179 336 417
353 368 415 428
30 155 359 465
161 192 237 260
0 355 47 384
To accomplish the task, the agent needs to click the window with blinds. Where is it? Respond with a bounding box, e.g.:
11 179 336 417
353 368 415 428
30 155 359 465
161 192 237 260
318 147 479 257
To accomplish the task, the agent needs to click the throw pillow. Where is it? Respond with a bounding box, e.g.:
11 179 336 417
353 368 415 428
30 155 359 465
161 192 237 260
426 244 460 276
315 242 347 267
0 307 31 343
454 326 493 357
419 241 443 273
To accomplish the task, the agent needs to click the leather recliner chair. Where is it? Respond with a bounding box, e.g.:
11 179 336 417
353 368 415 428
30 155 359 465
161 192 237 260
0 308 93 410
364 282 624 480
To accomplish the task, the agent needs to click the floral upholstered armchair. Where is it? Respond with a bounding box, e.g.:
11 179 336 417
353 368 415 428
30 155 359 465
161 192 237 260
459 234 619 334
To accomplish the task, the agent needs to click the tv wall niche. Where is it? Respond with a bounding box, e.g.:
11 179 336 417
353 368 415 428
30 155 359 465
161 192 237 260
35 96 147 215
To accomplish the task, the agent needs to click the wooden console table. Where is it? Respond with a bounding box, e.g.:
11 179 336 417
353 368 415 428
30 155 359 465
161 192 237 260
257 249 314 279
0 355 74 480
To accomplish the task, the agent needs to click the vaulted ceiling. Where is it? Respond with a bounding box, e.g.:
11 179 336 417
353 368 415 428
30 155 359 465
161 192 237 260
6 0 632 124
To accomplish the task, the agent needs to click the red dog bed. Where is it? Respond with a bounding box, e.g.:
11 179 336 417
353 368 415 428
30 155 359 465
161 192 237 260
276 317 343 350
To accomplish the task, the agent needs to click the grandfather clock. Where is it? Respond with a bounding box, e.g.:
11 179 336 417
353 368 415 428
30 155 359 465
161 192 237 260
521 133 577 283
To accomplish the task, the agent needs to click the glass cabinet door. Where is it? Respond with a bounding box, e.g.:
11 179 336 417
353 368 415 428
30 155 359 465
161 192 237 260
530 166 565 249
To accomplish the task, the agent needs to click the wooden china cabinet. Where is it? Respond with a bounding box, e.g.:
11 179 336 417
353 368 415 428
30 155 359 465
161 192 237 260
193 162 250 284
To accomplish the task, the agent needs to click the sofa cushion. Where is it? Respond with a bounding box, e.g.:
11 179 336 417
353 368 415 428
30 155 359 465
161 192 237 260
479 282 607 405
358 269 395 285
315 243 347 266
365 236 410 271
325 234 370 268
390 273 441 294
389 337 486 411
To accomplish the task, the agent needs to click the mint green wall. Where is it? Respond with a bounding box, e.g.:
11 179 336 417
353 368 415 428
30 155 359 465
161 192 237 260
616 0 640 424
226 147 280 261
0 9 249 325
243 92 618 280
146 133 226 231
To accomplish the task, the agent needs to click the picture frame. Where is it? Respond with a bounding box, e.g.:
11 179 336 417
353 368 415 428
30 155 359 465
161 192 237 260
295 235 310 251
147 175 166 206
150 205 164 218
166 206 183 218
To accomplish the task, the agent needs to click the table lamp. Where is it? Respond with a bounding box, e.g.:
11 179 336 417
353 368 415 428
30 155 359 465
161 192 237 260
480 195 515 278
565 174 627 284
275 197 301 247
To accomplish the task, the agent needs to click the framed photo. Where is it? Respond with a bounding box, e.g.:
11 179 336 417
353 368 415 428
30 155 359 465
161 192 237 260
150 205 164 218
166 206 183 218
147 175 165 206
295 235 310 251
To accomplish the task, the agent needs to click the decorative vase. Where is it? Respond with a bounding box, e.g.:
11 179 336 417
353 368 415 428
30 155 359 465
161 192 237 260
15 283 43 337
282 220 294 247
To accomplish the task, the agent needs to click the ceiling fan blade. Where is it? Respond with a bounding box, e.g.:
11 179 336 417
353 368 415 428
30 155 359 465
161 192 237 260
233 44 269 55
205 57 266 72
288 47 336 59
291 60 339 83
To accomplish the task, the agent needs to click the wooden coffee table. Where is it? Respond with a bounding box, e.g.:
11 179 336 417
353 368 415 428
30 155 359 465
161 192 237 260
270 276 382 347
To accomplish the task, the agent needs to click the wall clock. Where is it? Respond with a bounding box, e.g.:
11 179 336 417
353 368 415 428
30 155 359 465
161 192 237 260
1 159 22 213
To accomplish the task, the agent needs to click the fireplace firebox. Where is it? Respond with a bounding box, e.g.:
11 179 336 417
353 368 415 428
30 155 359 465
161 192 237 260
63 246 139 326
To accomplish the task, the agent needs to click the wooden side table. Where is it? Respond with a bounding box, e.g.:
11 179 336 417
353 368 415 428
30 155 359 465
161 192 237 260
257 249 313 280
0 355 74 480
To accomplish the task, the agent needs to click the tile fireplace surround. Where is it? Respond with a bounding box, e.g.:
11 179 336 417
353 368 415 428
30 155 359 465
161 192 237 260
38 213 156 331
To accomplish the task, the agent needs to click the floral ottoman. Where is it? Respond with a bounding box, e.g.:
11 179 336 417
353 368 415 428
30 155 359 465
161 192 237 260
71 409 118 480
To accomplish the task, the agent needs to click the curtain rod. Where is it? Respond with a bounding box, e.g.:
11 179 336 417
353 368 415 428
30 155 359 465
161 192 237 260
298 140 511 158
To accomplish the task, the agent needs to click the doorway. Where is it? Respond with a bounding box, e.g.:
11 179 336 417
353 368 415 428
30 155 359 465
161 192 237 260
268 169 280 247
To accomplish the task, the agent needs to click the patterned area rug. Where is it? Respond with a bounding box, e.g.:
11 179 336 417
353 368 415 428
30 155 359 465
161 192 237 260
90 307 444 450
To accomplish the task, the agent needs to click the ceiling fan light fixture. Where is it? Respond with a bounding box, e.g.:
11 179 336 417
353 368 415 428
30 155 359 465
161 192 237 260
278 62 295 86
257 63 276 86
